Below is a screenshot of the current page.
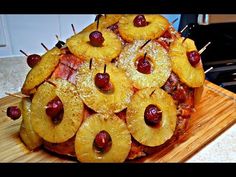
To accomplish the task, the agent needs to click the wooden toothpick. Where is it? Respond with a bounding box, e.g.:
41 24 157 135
55 34 60 41
71 24 76 35
46 80 57 87
140 39 151 49
180 25 188 34
19 50 28 57
150 89 156 97
182 37 188 44
104 64 107 73
2 110 7 113
41 43 48 51
204 67 214 74
199 42 211 54
171 18 178 25
89 58 93 70
5 92 29 99
96 15 100 30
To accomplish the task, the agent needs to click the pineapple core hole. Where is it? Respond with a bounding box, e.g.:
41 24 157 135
45 96 64 125
144 104 162 127
93 130 112 154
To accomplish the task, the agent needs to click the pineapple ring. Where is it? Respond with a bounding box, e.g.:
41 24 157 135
75 113 131 162
82 14 122 32
19 98 43 150
22 47 61 95
117 40 171 89
118 14 170 42
66 29 122 65
31 78 84 143
169 37 205 87
126 87 177 147
76 63 133 113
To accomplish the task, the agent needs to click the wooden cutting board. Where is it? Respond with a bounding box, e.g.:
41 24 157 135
0 80 235 163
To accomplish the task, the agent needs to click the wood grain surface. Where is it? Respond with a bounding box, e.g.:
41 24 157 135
0 81 235 163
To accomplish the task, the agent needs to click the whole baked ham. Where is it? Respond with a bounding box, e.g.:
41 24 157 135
15 14 205 162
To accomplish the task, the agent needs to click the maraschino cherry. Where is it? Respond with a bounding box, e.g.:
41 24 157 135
20 50 41 68
95 65 110 89
144 104 162 126
137 53 151 74
187 51 201 67
6 106 21 120
133 15 148 27
94 130 112 153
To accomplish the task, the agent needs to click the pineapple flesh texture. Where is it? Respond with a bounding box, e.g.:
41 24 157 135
66 29 122 65
19 98 43 150
75 113 131 162
126 87 177 147
118 14 169 42
21 47 61 95
76 63 133 114
169 37 205 88
118 40 171 89
31 78 84 143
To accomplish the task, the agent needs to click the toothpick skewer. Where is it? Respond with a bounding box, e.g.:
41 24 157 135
89 58 93 70
46 80 57 87
5 92 29 98
19 50 28 57
204 67 213 74
150 89 156 97
71 24 76 35
55 34 60 41
182 37 187 44
2 110 7 113
157 111 162 113
104 64 107 73
199 42 211 54
41 43 49 51
96 15 100 30
140 39 151 49
171 18 178 25
180 25 188 34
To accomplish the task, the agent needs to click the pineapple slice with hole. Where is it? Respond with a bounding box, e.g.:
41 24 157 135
169 37 205 87
76 63 133 114
126 87 177 147
82 14 122 32
31 78 83 143
117 40 171 89
75 113 131 162
19 98 43 150
66 29 122 65
118 14 169 42
22 47 61 95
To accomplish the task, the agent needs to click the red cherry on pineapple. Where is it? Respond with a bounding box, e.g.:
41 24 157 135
95 73 110 88
133 15 148 27
95 64 110 89
94 130 112 152
7 106 21 120
89 31 104 47
27 54 41 68
144 104 162 126
187 51 201 67
46 97 63 118
137 53 151 74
